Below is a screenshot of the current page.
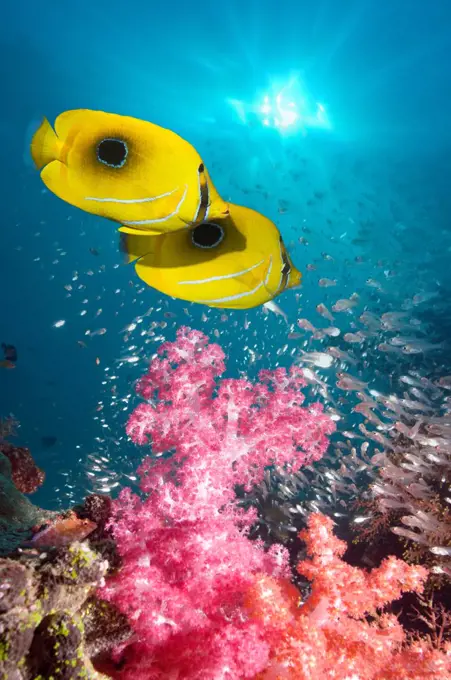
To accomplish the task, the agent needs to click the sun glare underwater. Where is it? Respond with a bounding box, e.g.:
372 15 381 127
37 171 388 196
228 73 331 135
2 0 451 678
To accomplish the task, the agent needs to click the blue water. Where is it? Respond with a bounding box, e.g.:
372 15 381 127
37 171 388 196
1 0 451 510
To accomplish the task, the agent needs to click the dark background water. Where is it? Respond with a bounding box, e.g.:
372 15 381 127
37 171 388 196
1 0 450 509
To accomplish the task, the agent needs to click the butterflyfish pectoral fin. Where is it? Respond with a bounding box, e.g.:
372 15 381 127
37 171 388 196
30 117 63 170
119 231 159 264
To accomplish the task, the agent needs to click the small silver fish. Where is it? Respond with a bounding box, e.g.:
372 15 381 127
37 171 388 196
336 373 368 391
263 301 288 323
297 318 316 333
332 297 358 313
316 303 335 322
412 291 439 305
297 351 334 369
328 347 358 365
323 326 341 337
343 332 365 344
365 278 384 291
318 278 337 287
402 341 445 354
359 311 381 329
378 343 402 354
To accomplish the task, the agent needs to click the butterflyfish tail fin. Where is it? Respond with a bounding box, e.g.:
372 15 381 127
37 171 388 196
30 117 62 170
287 267 302 289
119 231 158 264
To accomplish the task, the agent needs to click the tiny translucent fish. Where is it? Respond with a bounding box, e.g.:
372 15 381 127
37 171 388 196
412 291 439 305
316 303 335 322
88 328 107 337
298 351 334 369
429 546 451 556
53 320 66 328
343 332 365 344
297 318 316 333
318 278 337 287
402 341 445 354
332 298 358 313
366 278 384 291
378 343 401 354
337 372 368 391
359 311 381 329
328 347 358 365
263 301 288 323
323 326 341 337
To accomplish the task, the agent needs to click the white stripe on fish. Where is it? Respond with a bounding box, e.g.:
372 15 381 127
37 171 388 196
84 187 179 204
121 186 188 225
200 281 265 304
178 259 266 286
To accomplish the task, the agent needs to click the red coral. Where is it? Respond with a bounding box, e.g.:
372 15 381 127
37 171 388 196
0 441 45 493
250 514 451 680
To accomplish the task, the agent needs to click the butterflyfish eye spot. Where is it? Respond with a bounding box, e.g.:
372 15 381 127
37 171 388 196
191 221 224 249
96 138 128 168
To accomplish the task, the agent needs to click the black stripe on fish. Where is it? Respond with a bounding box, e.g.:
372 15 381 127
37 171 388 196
277 239 291 293
193 163 210 224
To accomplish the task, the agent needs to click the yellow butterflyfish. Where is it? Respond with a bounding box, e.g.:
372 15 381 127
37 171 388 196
30 109 229 234
119 203 302 309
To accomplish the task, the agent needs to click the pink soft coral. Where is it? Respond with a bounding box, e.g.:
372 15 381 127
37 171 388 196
98 328 450 679
127 326 334 521
98 327 334 678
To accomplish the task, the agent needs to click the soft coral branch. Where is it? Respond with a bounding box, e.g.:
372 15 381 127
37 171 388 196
98 328 451 679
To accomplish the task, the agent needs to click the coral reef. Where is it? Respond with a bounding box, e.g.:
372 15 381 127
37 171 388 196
252 513 451 680
97 326 335 677
95 328 451 678
0 491 131 680
0 451 52 556
0 415 49 555
2 330 451 678
0 542 109 679
0 442 45 495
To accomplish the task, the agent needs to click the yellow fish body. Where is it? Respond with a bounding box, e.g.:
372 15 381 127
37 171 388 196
120 203 302 309
30 109 229 234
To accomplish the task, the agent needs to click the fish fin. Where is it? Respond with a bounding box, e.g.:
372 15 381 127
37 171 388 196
118 225 163 236
30 117 62 170
53 109 85 138
287 268 302 289
119 231 158 264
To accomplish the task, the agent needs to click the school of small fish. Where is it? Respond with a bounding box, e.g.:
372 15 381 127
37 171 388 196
21 115 451 552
